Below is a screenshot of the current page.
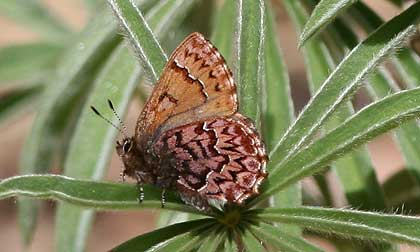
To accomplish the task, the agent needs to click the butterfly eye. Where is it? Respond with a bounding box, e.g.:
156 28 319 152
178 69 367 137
122 140 132 153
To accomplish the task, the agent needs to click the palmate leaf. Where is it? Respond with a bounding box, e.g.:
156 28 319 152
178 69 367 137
253 87 420 205
253 207 420 246
269 1 420 171
54 1 200 251
299 0 358 46
234 0 265 127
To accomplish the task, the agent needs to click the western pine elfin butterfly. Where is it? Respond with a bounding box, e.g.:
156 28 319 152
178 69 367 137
92 32 267 210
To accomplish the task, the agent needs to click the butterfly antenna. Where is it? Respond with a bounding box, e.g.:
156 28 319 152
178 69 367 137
107 99 129 136
90 106 128 138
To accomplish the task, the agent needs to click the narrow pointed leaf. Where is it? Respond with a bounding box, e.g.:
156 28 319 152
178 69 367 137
349 2 420 89
210 0 236 63
263 3 294 151
253 87 420 204
0 0 70 40
264 1 301 235
110 219 215 252
0 175 206 213
224 236 238 252
17 6 124 245
286 0 386 210
0 43 62 85
234 0 266 126
270 2 420 170
250 223 325 252
0 86 42 126
54 44 141 252
197 229 225 252
299 0 357 46
107 0 167 82
347 2 420 185
144 227 209 252
242 229 266 251
254 207 420 246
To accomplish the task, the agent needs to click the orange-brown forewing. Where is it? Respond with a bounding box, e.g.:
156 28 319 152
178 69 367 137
135 32 238 147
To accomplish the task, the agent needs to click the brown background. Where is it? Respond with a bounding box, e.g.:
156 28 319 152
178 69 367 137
0 0 415 251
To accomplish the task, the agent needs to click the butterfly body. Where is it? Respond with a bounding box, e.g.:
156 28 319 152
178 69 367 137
117 32 267 209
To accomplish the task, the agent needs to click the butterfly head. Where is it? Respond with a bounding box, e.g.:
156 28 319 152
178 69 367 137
116 137 138 177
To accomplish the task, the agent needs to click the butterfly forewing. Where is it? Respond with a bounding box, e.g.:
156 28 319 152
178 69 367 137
136 32 238 146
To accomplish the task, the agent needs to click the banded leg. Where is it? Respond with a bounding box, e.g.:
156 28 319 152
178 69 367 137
135 171 144 202
161 189 166 208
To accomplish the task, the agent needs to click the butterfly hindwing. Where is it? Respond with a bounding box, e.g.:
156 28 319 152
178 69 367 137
135 32 238 147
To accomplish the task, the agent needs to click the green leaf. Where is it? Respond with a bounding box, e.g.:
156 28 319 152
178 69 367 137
269 2 420 171
54 1 199 251
263 2 294 151
234 0 266 126
1 174 206 213
107 0 167 82
223 235 238 252
250 223 325 252
54 44 141 252
253 87 420 205
84 0 107 15
144 229 203 252
346 2 420 187
348 2 420 90
264 1 301 235
156 211 190 228
299 0 358 46
0 0 70 41
0 43 62 85
197 228 226 252
17 5 124 245
0 85 42 126
253 207 420 246
242 228 266 251
287 0 386 210
210 0 236 64
383 169 420 209
110 219 215 252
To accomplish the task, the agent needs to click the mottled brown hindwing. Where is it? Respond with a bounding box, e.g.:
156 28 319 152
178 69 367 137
153 114 267 204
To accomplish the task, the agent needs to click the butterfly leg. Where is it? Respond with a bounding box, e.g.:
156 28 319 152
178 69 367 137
135 171 144 203
138 183 144 203
161 189 166 208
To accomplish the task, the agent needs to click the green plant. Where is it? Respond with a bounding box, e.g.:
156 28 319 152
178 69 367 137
1 0 420 251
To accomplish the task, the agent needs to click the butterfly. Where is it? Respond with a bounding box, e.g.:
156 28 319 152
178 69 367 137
93 32 267 210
